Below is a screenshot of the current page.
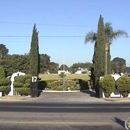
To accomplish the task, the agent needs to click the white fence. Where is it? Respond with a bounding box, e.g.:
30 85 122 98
102 91 130 98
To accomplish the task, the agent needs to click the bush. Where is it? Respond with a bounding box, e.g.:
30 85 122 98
0 67 5 79
0 78 10 86
116 75 130 97
13 75 31 95
13 82 24 88
25 78 31 83
0 86 9 92
23 83 30 88
99 75 115 98
0 78 10 93
46 80 58 84
14 75 31 83
47 79 79 90
47 80 62 89
0 67 10 93
121 91 129 97
51 86 63 91
15 88 30 95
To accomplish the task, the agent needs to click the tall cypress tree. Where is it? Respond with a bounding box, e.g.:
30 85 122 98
29 24 39 77
93 15 106 95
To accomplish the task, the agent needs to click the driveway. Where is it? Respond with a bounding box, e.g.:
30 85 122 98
29 90 105 103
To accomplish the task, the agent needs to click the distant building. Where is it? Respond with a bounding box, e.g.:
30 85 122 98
58 70 71 74
75 67 88 74
58 64 71 74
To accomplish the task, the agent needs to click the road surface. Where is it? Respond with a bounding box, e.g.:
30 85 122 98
0 92 130 130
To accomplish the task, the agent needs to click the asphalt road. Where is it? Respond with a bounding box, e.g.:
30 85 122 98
0 92 130 130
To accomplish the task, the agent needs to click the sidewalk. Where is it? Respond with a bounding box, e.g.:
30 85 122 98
0 95 30 101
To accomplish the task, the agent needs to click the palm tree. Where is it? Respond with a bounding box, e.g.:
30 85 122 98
85 22 128 74
85 22 128 44
85 22 128 96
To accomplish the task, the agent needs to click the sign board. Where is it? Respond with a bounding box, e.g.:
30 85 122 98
32 76 37 82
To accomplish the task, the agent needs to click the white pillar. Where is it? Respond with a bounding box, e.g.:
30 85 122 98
8 82 14 96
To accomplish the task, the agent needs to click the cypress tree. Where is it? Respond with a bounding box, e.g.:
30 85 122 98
93 15 106 95
29 24 39 77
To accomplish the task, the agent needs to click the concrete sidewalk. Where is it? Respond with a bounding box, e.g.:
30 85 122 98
0 95 30 101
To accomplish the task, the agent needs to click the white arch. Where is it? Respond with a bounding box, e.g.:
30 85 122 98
8 71 25 96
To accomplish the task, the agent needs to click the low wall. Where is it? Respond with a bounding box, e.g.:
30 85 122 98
102 91 130 98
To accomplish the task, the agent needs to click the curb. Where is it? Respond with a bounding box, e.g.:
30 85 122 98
42 90 80 92
103 97 130 102
42 89 94 93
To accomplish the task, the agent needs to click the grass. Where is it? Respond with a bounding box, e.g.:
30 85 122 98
39 74 90 81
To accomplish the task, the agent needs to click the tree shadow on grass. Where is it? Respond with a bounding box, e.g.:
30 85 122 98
112 117 125 128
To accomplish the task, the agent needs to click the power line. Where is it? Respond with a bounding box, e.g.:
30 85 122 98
0 35 130 38
0 35 85 38
0 21 95 28
0 21 130 28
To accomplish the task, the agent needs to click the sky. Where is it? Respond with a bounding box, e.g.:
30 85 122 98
0 0 130 67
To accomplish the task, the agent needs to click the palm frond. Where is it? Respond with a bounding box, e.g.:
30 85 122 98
84 31 96 44
105 22 128 43
105 22 113 42
105 22 113 32
111 30 128 40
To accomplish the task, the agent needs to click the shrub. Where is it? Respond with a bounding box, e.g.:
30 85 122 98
23 83 30 88
25 78 31 83
0 86 9 92
13 82 24 88
51 86 63 91
14 75 30 82
0 78 10 86
116 75 130 97
15 88 30 95
65 80 76 87
0 67 10 95
0 67 10 94
121 91 129 97
0 78 10 93
47 80 62 89
13 75 31 95
0 66 5 79
99 75 115 98
47 79 78 90
59 72 66 79
46 80 57 84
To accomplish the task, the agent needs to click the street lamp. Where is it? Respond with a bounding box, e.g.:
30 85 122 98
105 43 109 75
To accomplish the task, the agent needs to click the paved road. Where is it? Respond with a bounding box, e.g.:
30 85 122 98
0 92 130 130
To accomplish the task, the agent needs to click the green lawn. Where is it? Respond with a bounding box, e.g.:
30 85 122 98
39 74 90 81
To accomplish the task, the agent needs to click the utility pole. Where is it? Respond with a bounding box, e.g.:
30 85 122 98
62 53 66 86
63 53 65 71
